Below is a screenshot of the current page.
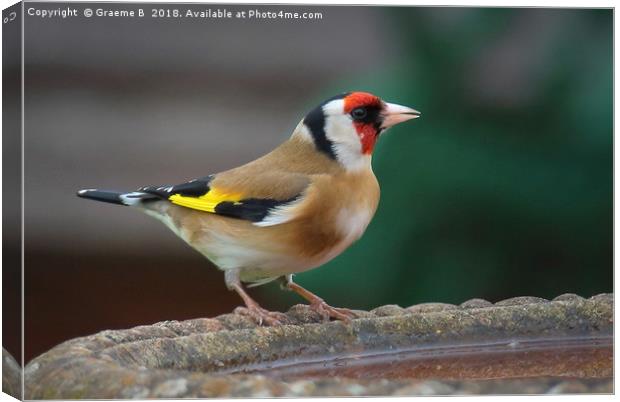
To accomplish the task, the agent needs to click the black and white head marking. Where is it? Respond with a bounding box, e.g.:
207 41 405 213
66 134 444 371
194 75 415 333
302 93 350 160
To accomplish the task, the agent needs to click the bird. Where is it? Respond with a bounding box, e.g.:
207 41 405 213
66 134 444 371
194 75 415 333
77 91 420 325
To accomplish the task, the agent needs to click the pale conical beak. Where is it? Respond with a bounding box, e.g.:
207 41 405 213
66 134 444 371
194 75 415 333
381 102 421 129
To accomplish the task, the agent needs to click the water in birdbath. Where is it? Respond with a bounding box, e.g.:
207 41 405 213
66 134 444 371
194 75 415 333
222 335 612 380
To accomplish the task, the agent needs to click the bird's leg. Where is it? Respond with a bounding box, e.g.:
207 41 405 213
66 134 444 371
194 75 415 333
225 270 287 326
281 275 357 322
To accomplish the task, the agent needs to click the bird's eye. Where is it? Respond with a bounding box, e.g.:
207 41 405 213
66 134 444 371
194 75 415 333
350 107 367 120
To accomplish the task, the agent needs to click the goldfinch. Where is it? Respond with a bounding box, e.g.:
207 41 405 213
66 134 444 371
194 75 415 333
78 92 420 325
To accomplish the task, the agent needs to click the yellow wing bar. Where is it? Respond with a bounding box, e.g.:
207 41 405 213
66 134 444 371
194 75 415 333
168 188 243 213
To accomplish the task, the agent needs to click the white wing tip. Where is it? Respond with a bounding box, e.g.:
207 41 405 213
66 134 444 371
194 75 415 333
119 192 147 206
78 188 97 195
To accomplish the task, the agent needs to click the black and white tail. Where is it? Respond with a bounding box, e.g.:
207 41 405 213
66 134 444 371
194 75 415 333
76 189 158 206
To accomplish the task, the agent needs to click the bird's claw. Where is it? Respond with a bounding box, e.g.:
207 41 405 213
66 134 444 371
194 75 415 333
310 300 357 322
234 306 288 326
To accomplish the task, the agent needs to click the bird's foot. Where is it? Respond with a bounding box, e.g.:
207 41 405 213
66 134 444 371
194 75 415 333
309 300 357 322
234 305 288 326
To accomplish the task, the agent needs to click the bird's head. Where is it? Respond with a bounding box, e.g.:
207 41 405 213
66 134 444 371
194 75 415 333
296 91 420 170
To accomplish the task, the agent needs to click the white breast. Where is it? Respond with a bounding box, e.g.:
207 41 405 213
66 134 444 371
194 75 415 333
336 207 374 241
306 207 374 270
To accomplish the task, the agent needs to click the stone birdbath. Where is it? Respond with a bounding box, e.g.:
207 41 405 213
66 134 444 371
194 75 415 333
8 293 612 398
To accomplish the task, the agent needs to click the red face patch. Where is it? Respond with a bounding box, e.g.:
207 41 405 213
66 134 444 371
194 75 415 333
344 92 384 154
343 92 382 113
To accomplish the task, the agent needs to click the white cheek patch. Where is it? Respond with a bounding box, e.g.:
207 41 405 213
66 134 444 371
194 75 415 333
324 113 370 172
298 98 373 172
324 114 360 149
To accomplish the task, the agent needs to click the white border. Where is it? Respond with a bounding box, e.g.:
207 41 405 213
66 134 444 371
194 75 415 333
0 1 614 402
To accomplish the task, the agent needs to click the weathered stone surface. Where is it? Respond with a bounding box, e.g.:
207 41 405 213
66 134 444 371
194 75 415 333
494 296 549 306
459 298 494 308
25 294 613 398
406 302 459 313
552 293 585 303
2 348 21 399
371 304 407 316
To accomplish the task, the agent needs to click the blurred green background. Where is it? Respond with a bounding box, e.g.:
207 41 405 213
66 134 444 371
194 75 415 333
264 8 613 309
18 6 612 363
